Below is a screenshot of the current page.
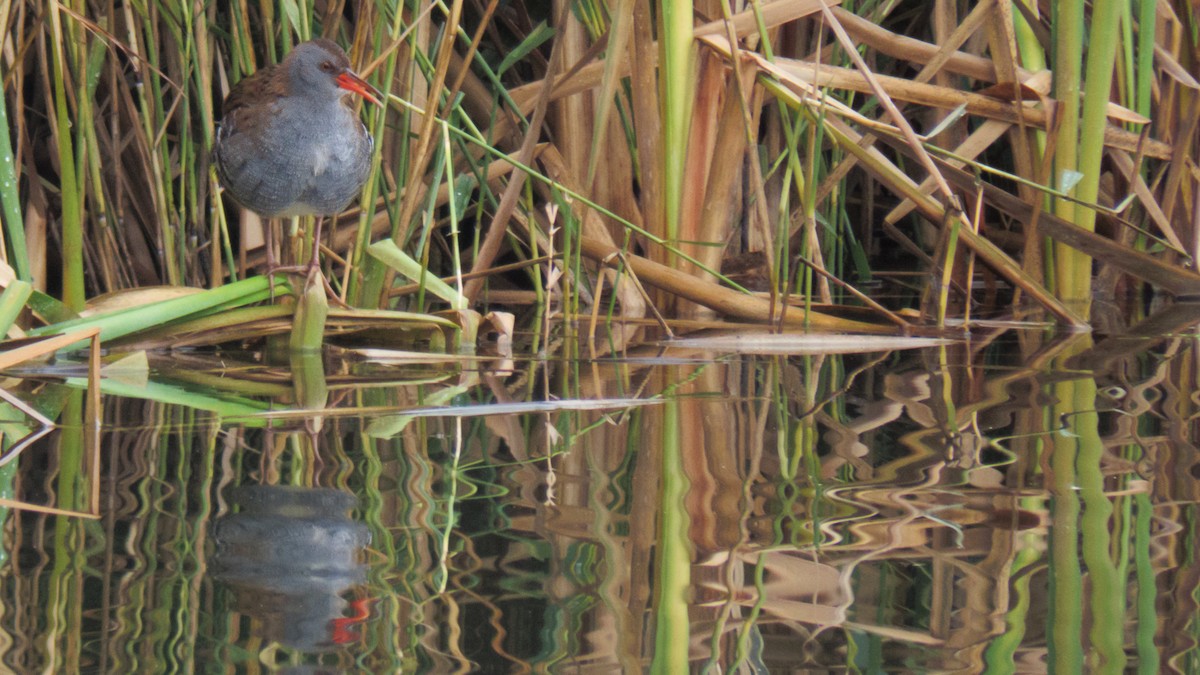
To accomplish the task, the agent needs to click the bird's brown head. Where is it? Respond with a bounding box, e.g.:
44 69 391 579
287 39 381 106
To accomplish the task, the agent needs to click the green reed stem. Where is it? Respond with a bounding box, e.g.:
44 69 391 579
1133 493 1158 674
1050 0 1083 297
650 396 689 673
48 2 84 310
348 6 413 306
134 6 178 286
1048 376 1084 673
0 280 31 335
1076 400 1125 672
0 73 28 282
659 0 693 256
1135 0 1154 119
1069 0 1123 316
289 274 329 352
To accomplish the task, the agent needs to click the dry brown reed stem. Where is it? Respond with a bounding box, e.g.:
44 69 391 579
464 8 567 301
983 0 1041 221
507 0 831 118
1106 151 1182 252
0 498 99 519
882 118 1011 225
927 155 1200 296
816 0 958 208
627 3 664 258
696 56 757 295
772 60 1166 159
791 1 989 245
584 0 633 187
830 2 1167 132
692 30 1167 321
813 114 1085 327
534 146 646 331
577 236 893 334
676 52 726 319
382 0 464 303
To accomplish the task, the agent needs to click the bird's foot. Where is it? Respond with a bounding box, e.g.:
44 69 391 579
301 264 352 310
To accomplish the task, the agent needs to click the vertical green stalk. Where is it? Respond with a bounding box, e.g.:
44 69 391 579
185 2 227 285
1134 0 1154 119
776 135 795 297
442 125 464 298
561 191 580 357
651 395 689 672
290 350 329 410
658 0 693 256
1012 1 1047 73
1073 367 1125 672
1048 383 1083 673
411 139 450 313
48 391 87 672
0 280 31 334
0 66 28 282
1010 4 1048 151
289 276 329 352
1133 493 1158 674
803 114 829 298
1049 0 1122 314
48 1 84 310
937 218 961 328
80 38 107 225
1011 0 1051 278
348 5 409 306
1050 0 1082 305
1068 0 1123 316
131 7 178 285
983 533 1043 670
1119 0 1135 112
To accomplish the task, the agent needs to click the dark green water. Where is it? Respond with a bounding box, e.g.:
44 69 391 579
0 323 1196 673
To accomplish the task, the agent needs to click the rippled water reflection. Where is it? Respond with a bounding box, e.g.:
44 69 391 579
0 325 1196 672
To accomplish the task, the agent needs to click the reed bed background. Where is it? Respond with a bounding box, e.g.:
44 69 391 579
0 0 1198 341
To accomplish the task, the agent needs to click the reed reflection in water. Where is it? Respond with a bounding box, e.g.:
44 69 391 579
0 324 1195 672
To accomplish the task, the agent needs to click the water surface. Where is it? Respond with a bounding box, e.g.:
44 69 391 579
0 323 1196 673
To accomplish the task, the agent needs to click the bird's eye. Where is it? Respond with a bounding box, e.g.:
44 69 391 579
320 61 335 72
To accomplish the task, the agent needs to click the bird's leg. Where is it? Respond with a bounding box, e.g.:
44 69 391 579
264 217 308 276
307 215 324 276
302 216 352 309
261 216 328 301
264 217 278 300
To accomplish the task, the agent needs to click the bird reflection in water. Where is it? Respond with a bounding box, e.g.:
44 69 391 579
211 485 371 652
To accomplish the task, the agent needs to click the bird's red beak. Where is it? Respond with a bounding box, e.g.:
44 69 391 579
337 70 382 106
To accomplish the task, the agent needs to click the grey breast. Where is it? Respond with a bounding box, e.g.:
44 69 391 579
292 107 373 216
215 102 371 218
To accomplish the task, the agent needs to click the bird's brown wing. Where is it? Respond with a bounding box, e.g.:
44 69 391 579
217 61 288 136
